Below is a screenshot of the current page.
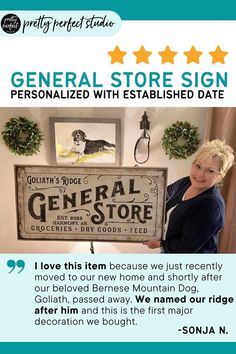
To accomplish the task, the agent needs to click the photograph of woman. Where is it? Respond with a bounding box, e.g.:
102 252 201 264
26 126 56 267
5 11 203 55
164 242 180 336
144 139 235 253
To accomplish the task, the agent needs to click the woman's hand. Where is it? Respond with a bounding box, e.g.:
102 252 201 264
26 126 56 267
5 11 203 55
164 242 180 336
143 240 161 249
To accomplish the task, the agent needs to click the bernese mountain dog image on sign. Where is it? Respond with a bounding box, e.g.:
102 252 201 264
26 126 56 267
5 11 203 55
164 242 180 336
71 129 115 157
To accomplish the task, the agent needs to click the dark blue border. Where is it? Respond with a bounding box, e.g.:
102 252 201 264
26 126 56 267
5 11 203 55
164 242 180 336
0 0 236 19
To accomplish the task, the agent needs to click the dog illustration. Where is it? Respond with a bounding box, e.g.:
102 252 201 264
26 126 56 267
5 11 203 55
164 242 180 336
71 129 115 157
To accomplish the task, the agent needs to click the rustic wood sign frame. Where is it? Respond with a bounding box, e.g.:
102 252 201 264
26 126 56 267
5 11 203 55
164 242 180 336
15 166 167 242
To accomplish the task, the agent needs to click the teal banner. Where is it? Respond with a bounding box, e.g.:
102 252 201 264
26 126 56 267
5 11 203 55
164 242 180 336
0 0 236 19
0 342 236 353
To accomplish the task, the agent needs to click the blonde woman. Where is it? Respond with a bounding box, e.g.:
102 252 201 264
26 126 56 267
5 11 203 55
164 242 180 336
144 139 234 253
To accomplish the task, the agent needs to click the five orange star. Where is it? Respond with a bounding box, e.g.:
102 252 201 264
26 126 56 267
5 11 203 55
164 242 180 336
209 46 228 64
108 46 127 64
184 45 203 64
158 46 177 64
108 45 228 65
133 46 152 64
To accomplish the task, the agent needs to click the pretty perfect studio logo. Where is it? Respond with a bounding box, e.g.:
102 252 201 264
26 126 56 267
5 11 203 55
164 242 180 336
0 11 121 36
1 13 21 34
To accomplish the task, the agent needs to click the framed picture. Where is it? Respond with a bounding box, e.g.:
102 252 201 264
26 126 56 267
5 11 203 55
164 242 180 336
49 117 121 166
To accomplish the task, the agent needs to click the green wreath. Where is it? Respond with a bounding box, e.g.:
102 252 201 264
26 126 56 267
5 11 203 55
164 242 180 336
162 121 200 159
2 117 44 156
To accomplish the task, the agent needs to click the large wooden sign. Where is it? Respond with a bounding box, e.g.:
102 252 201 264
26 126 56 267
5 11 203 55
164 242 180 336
15 166 167 242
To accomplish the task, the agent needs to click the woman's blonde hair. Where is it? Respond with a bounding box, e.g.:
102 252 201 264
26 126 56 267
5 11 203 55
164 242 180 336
193 139 235 177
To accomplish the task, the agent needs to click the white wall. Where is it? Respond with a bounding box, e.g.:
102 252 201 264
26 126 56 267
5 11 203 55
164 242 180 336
0 107 207 253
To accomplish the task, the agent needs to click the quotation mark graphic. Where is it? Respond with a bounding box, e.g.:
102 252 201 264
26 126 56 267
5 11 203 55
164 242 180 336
7 259 25 273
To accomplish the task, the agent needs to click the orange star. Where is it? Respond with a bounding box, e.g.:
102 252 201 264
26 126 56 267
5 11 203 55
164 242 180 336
133 46 152 64
209 46 228 64
158 46 177 64
108 46 127 64
184 46 203 64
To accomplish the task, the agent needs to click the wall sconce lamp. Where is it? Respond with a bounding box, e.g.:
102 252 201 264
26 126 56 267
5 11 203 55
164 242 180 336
134 111 151 164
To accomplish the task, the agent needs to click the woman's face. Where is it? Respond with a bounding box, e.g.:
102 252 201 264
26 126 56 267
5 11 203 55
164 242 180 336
190 157 222 192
